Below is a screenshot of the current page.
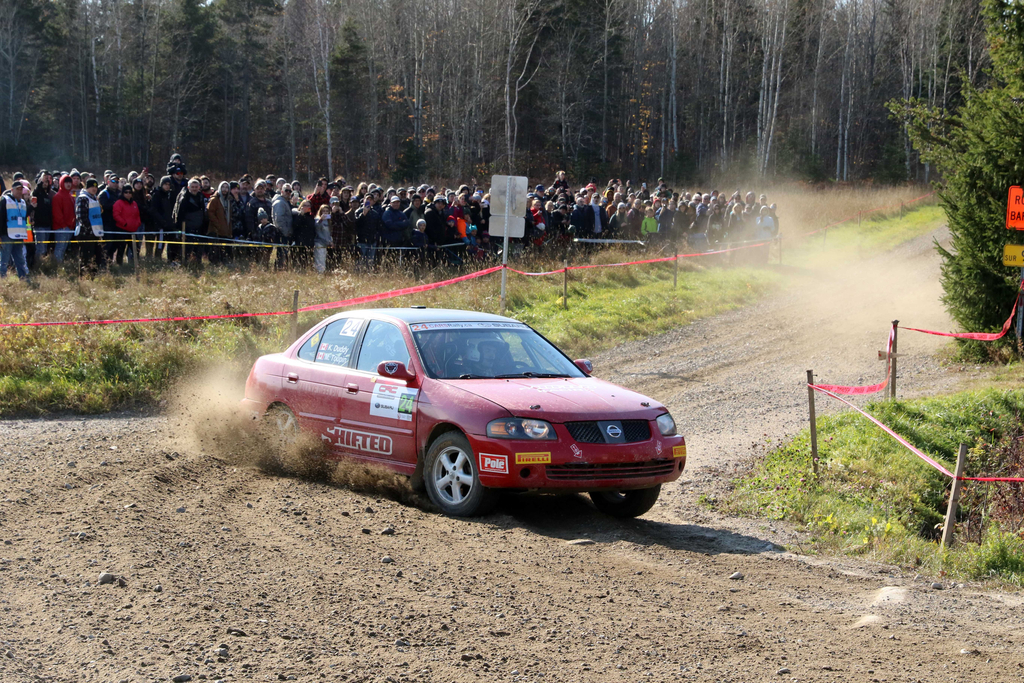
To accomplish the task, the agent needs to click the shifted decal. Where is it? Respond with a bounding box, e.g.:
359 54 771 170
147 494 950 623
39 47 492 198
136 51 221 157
321 426 392 455
673 444 687 459
570 444 583 459
515 452 551 465
479 453 509 474
305 382 341 397
384 362 399 375
369 383 418 422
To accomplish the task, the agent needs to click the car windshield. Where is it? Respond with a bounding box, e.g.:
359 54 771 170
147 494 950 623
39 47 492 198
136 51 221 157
411 322 586 380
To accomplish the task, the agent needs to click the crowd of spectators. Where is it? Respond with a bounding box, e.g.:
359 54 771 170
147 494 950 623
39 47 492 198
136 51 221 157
0 156 780 280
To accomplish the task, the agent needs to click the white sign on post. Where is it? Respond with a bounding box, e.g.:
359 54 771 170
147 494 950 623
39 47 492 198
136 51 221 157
488 216 525 238
489 175 529 222
491 174 529 314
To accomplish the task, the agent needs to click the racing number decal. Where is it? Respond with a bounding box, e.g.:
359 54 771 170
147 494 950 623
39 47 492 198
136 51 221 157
369 384 418 422
397 392 415 418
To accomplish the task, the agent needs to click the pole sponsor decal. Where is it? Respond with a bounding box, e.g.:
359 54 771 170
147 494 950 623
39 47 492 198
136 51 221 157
479 453 509 474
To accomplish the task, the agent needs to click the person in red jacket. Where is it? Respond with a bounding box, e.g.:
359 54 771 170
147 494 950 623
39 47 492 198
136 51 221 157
112 185 142 264
307 177 330 216
50 174 76 263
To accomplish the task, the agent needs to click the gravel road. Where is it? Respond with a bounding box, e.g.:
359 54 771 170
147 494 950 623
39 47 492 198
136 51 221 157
3 226 1021 683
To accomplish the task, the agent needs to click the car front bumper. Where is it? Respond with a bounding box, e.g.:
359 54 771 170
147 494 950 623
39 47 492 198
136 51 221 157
467 432 686 492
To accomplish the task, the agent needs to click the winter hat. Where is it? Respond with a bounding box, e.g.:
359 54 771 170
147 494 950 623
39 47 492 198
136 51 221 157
257 208 268 221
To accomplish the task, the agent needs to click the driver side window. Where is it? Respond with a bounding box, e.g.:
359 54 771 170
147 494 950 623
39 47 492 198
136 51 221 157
356 320 411 372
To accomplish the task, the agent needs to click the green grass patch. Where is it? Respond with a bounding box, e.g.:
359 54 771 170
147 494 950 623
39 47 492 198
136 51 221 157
789 203 945 262
728 389 1024 584
510 262 774 357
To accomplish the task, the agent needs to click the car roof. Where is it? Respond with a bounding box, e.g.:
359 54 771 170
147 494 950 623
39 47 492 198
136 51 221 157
319 307 521 326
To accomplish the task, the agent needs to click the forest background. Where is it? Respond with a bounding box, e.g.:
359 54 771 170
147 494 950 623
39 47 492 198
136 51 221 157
0 0 985 185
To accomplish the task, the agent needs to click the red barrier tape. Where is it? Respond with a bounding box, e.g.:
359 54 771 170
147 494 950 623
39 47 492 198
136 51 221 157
813 326 895 395
809 384 1024 482
1 243 772 327
900 284 1022 341
0 309 294 327
297 265 503 313
0 266 504 328
503 241 773 277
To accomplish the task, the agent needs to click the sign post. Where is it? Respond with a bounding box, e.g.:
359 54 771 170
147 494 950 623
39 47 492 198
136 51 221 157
1018 268 1024 342
501 176 511 315
1004 186 1024 342
490 174 528 315
1006 186 1024 231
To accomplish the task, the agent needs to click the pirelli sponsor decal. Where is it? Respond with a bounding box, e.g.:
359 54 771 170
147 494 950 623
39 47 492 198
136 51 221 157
673 444 687 459
515 452 551 465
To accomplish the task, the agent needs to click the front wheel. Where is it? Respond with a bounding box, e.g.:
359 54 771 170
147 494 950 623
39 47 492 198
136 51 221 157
589 485 661 518
423 432 498 517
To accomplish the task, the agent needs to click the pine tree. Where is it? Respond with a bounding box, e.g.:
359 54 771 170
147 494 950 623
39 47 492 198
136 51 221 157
892 0 1024 359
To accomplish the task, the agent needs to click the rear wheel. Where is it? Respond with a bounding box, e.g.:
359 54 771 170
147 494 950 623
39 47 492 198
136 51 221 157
589 485 661 518
263 404 299 448
423 432 498 517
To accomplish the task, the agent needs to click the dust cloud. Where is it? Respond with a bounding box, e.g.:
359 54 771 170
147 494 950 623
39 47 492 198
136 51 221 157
166 366 432 509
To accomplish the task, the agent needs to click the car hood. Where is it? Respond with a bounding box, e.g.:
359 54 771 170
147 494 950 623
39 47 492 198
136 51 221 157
445 376 662 423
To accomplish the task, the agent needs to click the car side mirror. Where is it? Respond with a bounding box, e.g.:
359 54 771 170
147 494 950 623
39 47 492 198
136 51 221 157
574 359 593 375
377 360 416 383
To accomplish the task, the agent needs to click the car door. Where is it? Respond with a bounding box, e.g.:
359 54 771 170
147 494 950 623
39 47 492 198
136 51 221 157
287 317 363 444
340 319 418 473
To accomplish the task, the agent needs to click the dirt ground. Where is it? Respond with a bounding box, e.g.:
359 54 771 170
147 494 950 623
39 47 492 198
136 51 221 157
4 227 1024 683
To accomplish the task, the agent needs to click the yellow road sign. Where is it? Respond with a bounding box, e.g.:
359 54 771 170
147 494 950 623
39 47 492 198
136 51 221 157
1003 244 1024 266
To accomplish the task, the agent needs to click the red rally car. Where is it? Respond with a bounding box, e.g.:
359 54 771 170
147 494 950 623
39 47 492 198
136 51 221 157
241 307 686 517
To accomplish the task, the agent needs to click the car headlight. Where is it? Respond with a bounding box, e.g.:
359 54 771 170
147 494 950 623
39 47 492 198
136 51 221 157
486 418 556 440
656 413 677 436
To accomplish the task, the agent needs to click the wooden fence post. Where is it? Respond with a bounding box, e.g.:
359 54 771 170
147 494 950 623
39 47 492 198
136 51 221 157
132 235 139 279
890 320 899 400
291 290 299 341
807 370 819 476
562 260 568 310
941 443 968 549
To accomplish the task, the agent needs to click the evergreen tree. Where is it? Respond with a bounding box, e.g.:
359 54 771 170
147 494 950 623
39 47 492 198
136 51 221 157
892 0 1024 359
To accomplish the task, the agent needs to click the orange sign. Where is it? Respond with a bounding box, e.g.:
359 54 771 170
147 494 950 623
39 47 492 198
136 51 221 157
1009 186 1024 230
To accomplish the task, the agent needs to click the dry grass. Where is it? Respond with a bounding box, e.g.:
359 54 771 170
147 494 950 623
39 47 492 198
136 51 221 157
0 184 940 415
764 183 936 237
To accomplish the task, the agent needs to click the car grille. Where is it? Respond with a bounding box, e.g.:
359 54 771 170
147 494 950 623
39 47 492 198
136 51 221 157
545 460 676 481
565 420 651 444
